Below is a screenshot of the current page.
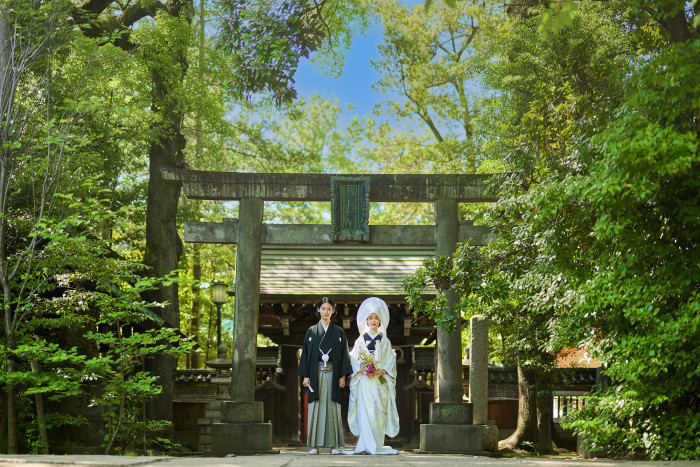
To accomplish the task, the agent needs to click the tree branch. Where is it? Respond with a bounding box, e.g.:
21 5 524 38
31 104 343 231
641 5 691 44
73 0 164 51
396 63 445 143
120 0 163 29
78 0 113 16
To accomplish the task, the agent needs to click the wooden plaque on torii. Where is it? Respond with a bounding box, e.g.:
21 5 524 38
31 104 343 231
330 176 370 242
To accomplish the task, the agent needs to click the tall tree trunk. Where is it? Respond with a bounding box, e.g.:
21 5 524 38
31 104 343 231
499 365 538 451
205 304 214 362
141 0 192 431
4 336 17 454
188 0 205 370
537 387 554 454
190 241 201 369
0 386 7 450
30 359 49 454
4 387 16 454
0 7 18 455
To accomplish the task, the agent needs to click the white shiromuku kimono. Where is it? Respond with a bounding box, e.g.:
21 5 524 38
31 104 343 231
348 297 400 455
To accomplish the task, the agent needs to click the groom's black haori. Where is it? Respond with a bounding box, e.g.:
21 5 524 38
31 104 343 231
298 319 352 404
298 297 353 450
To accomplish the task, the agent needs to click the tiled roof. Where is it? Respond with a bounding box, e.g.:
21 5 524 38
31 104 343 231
260 245 436 297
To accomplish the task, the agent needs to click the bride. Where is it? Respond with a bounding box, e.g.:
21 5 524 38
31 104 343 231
347 297 400 455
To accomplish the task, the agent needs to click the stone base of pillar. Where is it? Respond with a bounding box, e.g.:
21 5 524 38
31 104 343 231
210 422 278 455
220 400 263 423
414 402 501 457
416 424 502 456
429 402 473 424
208 401 279 455
418 423 481 454
417 404 501 455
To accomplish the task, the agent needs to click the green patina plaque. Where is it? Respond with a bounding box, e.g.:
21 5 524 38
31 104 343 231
331 176 370 242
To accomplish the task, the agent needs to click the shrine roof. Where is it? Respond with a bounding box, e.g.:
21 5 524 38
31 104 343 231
257 245 436 300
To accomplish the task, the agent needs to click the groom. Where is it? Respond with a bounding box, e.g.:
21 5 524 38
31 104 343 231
298 297 353 454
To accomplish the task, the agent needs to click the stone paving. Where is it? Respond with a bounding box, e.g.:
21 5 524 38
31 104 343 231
1 449 699 467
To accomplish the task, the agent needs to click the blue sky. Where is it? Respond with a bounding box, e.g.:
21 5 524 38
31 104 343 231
292 0 429 122
293 22 386 123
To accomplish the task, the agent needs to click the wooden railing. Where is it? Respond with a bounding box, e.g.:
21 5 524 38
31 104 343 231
553 391 588 421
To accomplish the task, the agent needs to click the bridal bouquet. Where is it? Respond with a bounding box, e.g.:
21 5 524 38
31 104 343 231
358 349 388 384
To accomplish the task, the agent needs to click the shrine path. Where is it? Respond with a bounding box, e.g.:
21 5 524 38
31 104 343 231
1 451 699 467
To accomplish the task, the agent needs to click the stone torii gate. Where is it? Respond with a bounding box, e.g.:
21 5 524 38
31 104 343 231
162 169 498 454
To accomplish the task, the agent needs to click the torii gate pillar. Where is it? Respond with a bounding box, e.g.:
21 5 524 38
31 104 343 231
230 197 263 401
418 198 498 455
210 197 276 454
434 198 462 403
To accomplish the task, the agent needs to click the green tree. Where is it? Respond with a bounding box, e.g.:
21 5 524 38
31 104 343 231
476 0 645 451
371 0 499 174
216 0 372 104
368 0 506 224
9 191 194 454
473 0 698 458
0 0 122 451
554 34 699 463
402 0 688 454
66 0 196 428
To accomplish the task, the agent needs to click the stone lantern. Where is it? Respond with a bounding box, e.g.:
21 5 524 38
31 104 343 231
210 280 228 358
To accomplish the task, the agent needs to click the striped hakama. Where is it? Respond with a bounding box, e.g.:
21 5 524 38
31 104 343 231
307 363 344 448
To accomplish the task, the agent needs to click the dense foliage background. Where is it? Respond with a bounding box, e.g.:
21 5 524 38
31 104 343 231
403 0 699 458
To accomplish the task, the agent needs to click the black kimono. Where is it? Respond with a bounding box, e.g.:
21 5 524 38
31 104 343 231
297 321 352 404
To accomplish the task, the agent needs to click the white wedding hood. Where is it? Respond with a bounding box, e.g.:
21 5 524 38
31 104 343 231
356 297 390 335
